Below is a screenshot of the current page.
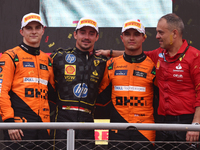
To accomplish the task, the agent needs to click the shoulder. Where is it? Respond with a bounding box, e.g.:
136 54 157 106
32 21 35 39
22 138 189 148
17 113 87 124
50 47 74 59
94 54 108 62
107 55 123 65
3 46 21 59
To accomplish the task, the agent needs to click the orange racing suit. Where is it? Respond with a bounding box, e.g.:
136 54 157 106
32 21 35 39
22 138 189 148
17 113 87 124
99 52 156 146
0 43 55 142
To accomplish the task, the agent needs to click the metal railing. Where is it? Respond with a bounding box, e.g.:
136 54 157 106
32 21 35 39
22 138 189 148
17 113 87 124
0 122 200 150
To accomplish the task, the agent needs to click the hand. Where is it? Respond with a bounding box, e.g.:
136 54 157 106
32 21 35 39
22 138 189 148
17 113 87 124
186 131 199 142
8 129 24 141
95 50 110 57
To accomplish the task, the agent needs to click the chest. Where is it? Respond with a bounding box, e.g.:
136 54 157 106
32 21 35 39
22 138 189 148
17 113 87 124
156 58 190 83
110 61 154 86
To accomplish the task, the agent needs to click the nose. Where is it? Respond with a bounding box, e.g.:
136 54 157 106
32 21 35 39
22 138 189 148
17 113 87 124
84 33 90 39
156 32 160 39
31 28 37 34
130 34 135 40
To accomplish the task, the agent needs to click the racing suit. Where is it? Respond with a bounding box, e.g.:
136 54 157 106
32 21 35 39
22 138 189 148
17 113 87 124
0 42 55 149
51 47 107 149
99 52 156 149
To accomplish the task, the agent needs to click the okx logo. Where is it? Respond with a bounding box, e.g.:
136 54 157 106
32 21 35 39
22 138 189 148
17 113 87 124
73 83 88 98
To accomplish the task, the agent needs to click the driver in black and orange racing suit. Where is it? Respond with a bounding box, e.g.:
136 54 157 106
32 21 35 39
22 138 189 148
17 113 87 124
98 52 157 149
0 42 55 148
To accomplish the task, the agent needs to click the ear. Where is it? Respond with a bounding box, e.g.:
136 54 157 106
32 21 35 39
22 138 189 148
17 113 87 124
142 35 146 42
95 33 99 42
73 31 77 40
120 35 123 42
41 27 45 36
20 29 23 36
172 29 178 39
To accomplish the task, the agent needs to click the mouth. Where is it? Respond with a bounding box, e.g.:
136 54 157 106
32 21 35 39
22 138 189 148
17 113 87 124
82 40 91 44
128 42 136 45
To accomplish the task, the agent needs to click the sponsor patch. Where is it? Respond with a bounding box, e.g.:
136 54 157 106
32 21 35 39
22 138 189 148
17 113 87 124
24 15 41 22
73 83 88 98
65 54 76 63
151 66 156 75
114 86 146 92
23 77 48 85
158 53 164 58
80 19 97 27
0 79 3 83
23 62 35 68
0 74 3 78
40 64 48 70
94 60 100 66
43 108 49 111
0 84 2 88
64 75 76 81
133 70 147 78
92 70 98 76
156 60 160 69
0 61 5 66
0 67 2 73
124 21 141 28
65 65 76 75
115 70 127 76
108 62 113 70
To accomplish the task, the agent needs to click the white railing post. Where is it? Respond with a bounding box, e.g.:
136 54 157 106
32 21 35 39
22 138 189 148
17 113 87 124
67 129 75 150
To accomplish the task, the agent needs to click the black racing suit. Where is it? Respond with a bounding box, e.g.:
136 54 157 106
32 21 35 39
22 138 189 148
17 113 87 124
51 47 107 150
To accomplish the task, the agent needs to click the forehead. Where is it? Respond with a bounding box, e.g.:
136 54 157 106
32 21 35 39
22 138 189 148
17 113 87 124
156 18 168 30
123 28 141 34
25 21 43 27
78 26 96 32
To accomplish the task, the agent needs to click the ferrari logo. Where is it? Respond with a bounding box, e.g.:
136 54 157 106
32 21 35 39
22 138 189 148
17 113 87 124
94 60 100 66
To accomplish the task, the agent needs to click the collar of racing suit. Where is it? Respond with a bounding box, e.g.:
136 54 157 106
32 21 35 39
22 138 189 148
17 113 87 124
123 52 146 63
19 42 40 55
74 47 94 58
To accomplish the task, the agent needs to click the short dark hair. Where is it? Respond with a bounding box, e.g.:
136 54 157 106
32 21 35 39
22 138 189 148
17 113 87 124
159 13 184 36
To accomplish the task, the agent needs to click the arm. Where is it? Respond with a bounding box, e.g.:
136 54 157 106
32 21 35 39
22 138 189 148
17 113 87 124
0 52 24 140
186 50 200 142
95 49 124 58
186 106 200 142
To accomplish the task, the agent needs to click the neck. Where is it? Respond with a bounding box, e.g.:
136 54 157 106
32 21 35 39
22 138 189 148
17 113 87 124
167 39 183 57
125 48 143 56
23 40 40 48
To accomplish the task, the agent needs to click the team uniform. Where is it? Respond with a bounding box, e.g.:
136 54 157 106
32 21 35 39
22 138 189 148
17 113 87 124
99 52 156 149
0 42 55 149
51 47 107 149
146 39 200 149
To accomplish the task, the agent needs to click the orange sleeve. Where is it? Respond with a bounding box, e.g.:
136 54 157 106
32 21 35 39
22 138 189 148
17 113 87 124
98 59 112 94
0 52 15 122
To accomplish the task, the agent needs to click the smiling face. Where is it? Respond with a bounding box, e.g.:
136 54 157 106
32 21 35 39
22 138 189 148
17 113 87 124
20 21 44 47
74 26 99 52
156 18 174 49
121 28 145 55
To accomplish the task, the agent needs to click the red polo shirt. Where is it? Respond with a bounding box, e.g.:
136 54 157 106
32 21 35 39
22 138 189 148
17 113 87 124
146 40 200 116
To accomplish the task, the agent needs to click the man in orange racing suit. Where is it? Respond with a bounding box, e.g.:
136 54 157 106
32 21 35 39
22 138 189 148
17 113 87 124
99 19 156 150
0 13 55 149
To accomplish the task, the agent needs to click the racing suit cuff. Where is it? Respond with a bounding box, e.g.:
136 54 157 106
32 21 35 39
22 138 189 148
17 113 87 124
4 118 15 122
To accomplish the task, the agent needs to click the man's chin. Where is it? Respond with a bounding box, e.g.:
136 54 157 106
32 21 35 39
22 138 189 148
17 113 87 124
80 46 91 51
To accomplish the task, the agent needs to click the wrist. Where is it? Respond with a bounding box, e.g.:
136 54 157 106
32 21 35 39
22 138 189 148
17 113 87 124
108 49 113 58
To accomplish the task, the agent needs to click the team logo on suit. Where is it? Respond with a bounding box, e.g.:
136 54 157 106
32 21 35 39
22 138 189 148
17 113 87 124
65 54 76 63
73 83 88 98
